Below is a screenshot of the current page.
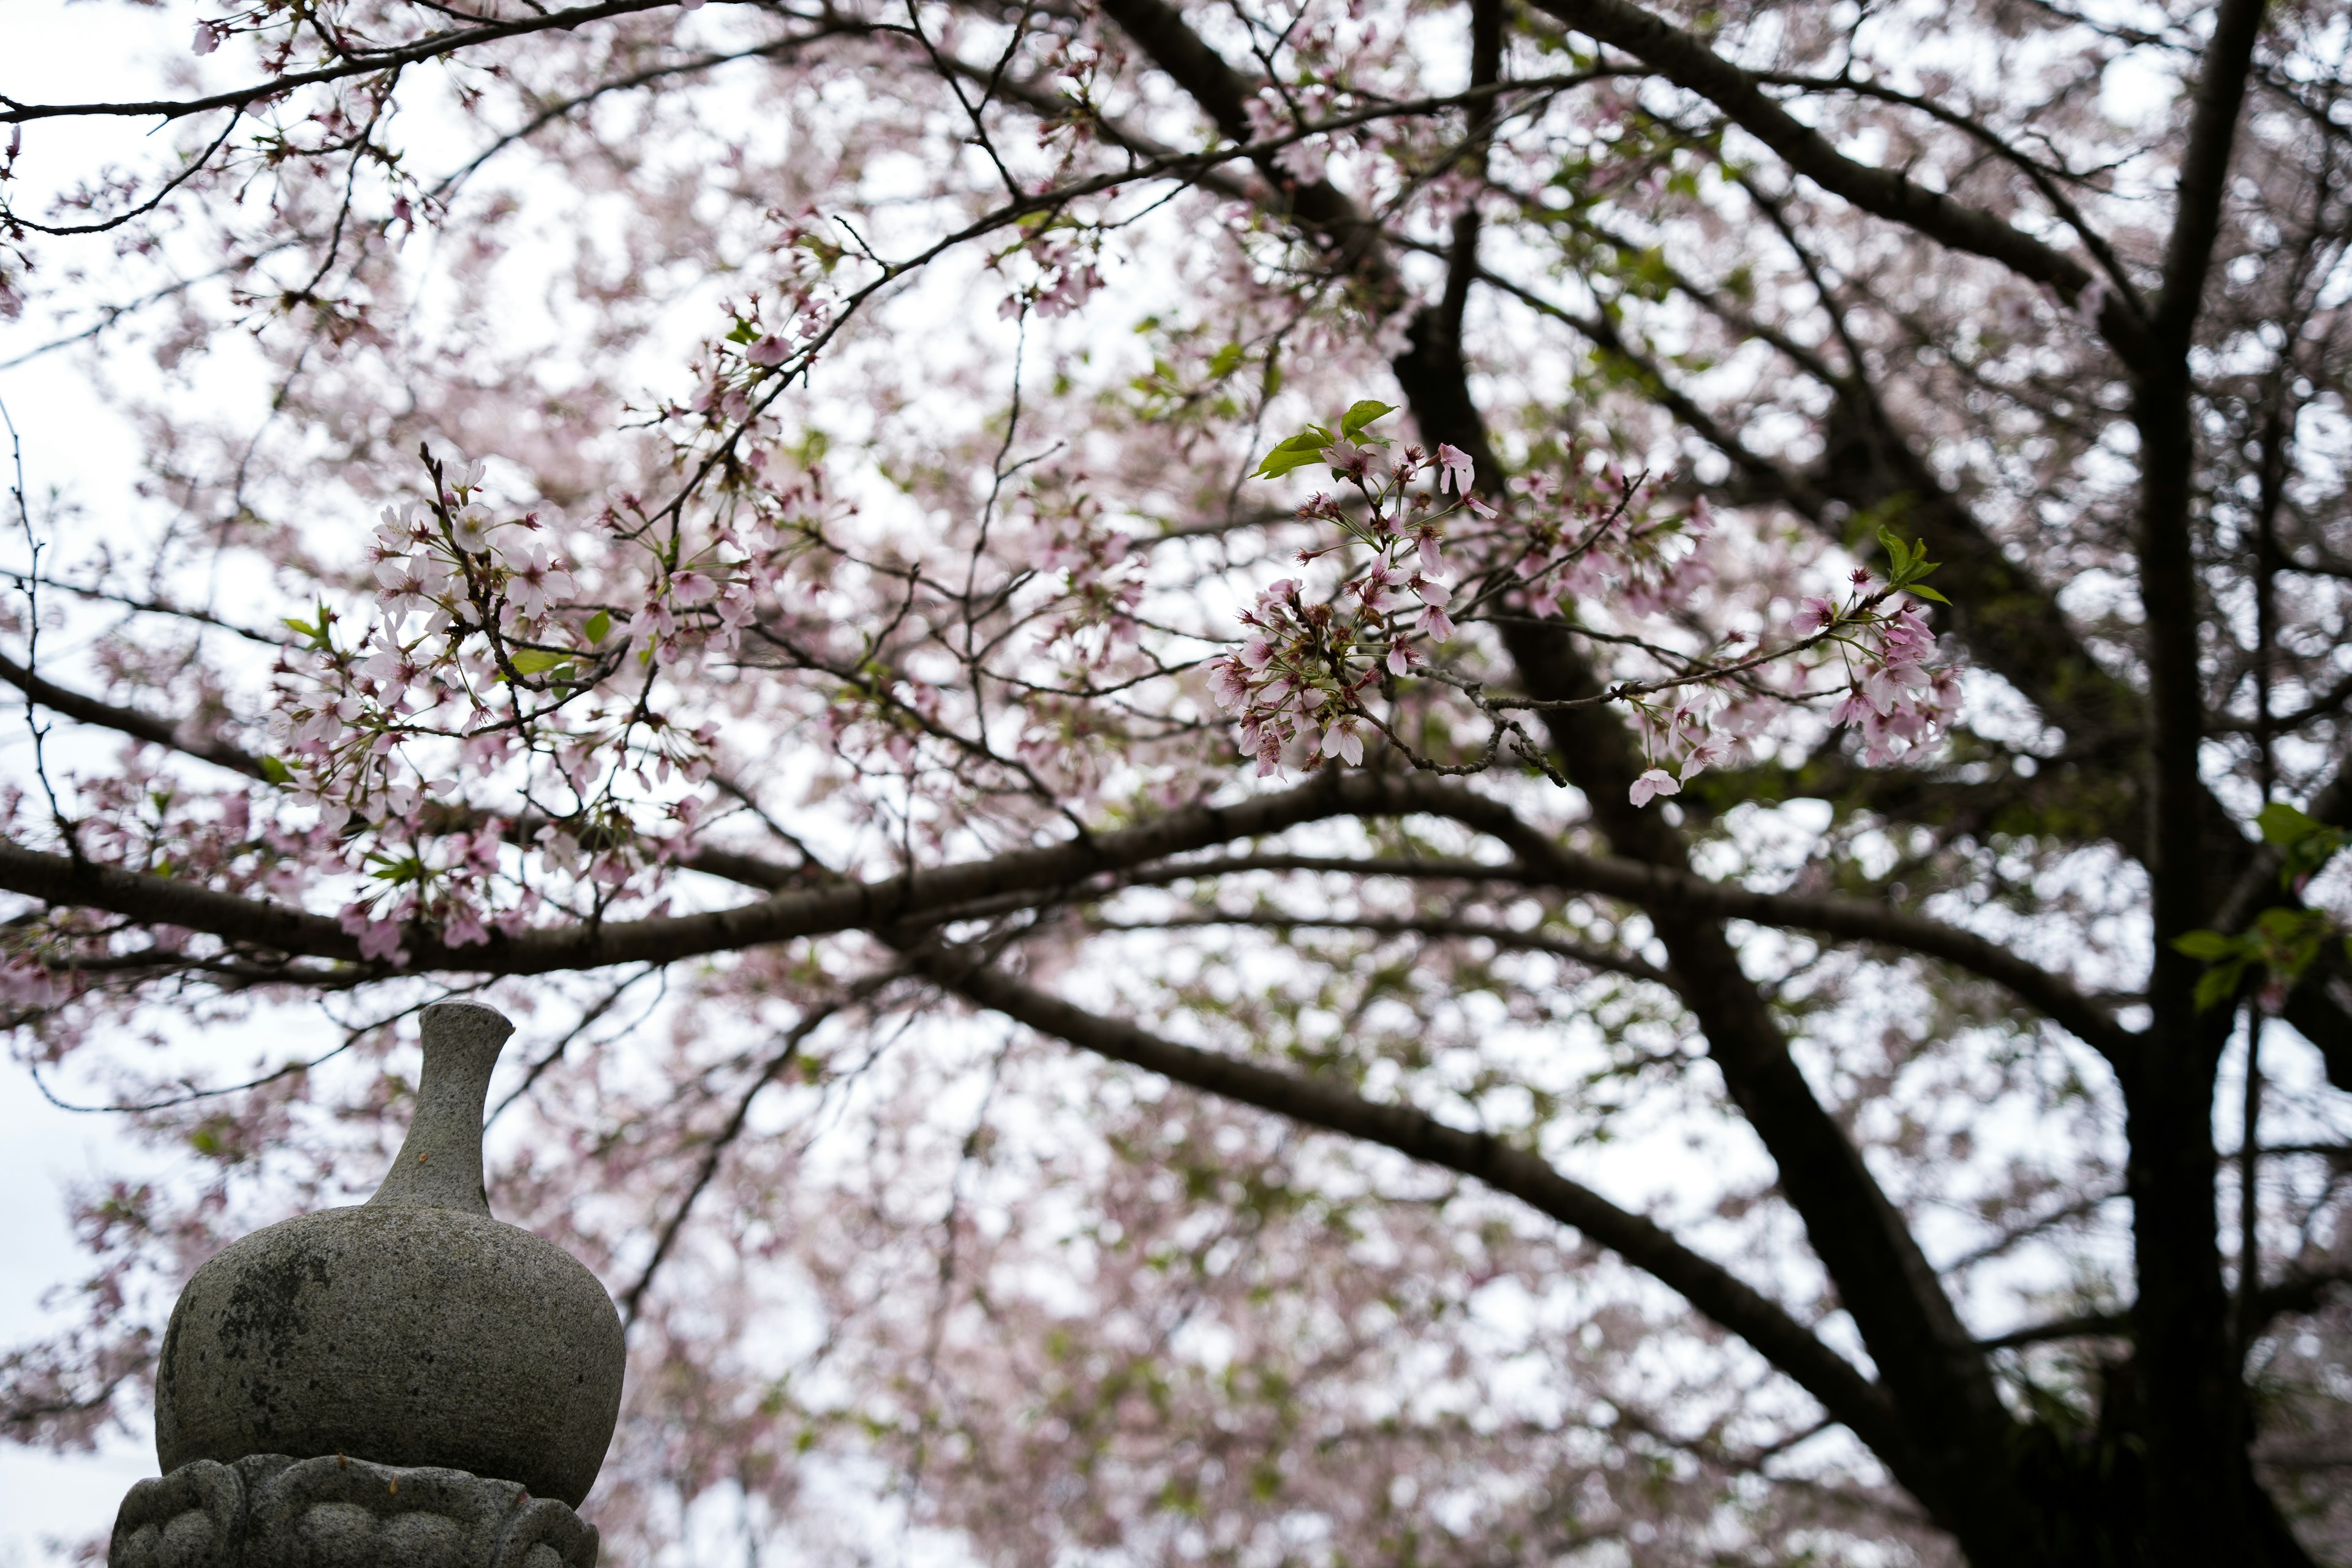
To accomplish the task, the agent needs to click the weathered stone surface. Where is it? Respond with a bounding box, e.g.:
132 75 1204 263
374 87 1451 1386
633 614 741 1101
110 1453 598 1568
364 1000 515 1216
151 1001 625 1509
154 1202 625 1507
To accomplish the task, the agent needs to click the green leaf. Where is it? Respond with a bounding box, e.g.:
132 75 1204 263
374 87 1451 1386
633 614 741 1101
2257 801 2321 846
2171 929 2241 961
1339 400 1396 442
2253 799 2350 890
1875 527 1944 590
1207 342 1246 380
366 853 427 886
257 755 293 786
2193 960 2247 1012
2253 905 2316 941
1253 424 1333 480
583 609 612 646
1903 584 1951 605
281 603 339 650
1875 527 1912 575
510 649 573 675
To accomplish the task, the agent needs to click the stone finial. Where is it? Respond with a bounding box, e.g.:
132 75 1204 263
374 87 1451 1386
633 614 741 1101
366 1001 515 1215
139 998 625 1562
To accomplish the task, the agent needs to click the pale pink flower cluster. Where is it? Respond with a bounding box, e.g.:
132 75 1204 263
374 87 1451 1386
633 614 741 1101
257 451 786 953
1208 439 1468 775
1814 595 1963 765
1508 471 1706 619
366 464 578 638
0 951 71 1011
999 233 1104 319
1028 503 1145 662
1203 420 1963 799
624 555 762 665
333 822 511 963
1243 87 1341 186
1626 696 1773 805
1623 581 1959 806
684 217 847 427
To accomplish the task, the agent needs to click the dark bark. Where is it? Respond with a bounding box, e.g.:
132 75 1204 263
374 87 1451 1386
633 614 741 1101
0 761 2120 1042
1370 64 2045 1536
1444 453 2053 1564
0 650 269 780
1519 0 2149 363
2124 0 2272 1559
1489 206 2352 1088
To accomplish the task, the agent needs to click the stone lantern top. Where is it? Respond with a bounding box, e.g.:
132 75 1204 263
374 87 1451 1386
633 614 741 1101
112 1001 625 1568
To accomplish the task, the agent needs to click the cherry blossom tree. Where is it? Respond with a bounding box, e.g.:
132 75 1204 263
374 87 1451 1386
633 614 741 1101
3 0 2351 1562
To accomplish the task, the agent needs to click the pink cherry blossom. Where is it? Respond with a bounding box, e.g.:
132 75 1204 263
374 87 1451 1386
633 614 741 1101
1435 443 1473 495
1629 767 1680 806
337 905 409 964
506 543 576 619
1273 136 1329 184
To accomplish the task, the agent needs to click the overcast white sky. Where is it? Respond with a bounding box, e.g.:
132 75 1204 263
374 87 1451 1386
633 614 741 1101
1 5 215 1557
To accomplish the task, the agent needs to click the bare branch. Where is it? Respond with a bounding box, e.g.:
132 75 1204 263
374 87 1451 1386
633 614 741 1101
0 0 688 126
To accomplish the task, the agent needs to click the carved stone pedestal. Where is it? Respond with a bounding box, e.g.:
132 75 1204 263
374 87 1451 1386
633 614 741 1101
110 1453 599 1568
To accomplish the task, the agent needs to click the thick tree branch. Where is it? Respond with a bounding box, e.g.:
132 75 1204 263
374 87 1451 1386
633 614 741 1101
0 649 266 780
1509 172 2352 1085
1093 910 1673 987
1520 0 2147 363
694 815 2133 1058
2153 0 2269 349
906 943 1922 1491
1094 0 1406 309
1226 799 2139 1062
1966 1265 2352 1352
0 651 2130 1054
0 772 1382 971
2126 4 2272 1557
1095 5 2095 1541
1490 621 2043 1558
1974 1312 2130 1351
2251 1262 2352 1329
1392 269 2038 1568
